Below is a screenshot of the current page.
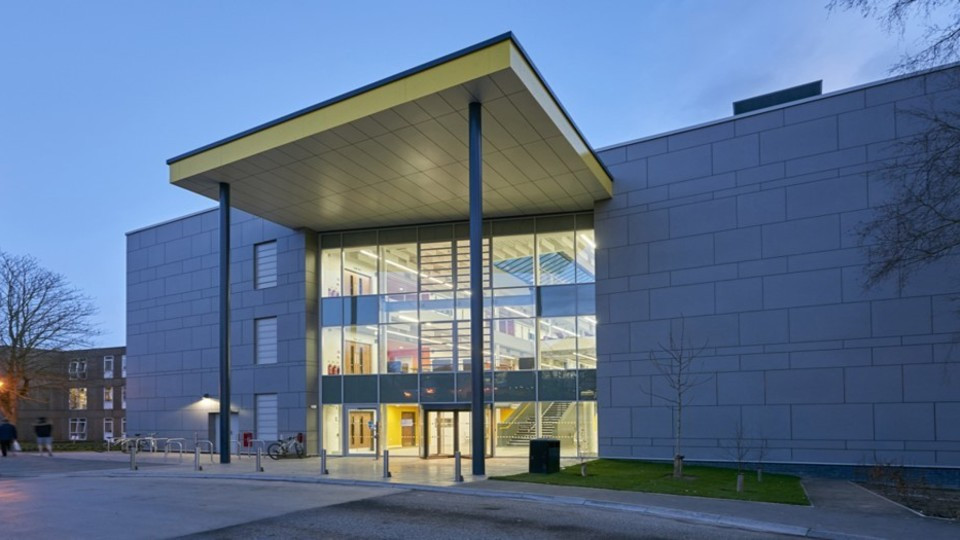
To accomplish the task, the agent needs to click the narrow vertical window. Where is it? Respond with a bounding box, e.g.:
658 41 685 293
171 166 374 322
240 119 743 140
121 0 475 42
256 394 279 442
103 418 114 441
121 386 126 409
121 355 127 377
254 241 278 289
103 387 114 410
103 356 114 379
255 317 279 365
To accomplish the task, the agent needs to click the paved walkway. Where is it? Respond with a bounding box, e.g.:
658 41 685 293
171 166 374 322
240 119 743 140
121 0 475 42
6 451 959 539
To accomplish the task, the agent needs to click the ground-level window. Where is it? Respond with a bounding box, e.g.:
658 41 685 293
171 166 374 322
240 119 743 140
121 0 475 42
256 394 278 442
103 418 114 440
69 388 87 410
69 418 87 441
121 417 127 438
103 356 114 378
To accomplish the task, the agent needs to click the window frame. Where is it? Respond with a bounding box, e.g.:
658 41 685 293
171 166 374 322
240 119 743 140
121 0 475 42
68 359 87 380
69 387 88 410
254 240 279 289
103 356 114 379
255 316 279 365
69 418 88 441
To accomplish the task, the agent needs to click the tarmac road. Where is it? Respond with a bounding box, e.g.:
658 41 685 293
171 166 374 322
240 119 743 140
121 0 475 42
182 489 796 540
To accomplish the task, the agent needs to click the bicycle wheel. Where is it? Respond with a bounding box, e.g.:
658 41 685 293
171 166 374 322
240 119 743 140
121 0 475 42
267 442 283 460
295 442 305 458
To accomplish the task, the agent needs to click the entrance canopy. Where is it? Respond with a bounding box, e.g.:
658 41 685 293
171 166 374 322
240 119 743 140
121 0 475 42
167 33 612 231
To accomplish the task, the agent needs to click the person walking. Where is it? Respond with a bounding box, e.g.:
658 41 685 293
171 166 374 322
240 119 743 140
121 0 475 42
34 417 53 456
0 418 18 457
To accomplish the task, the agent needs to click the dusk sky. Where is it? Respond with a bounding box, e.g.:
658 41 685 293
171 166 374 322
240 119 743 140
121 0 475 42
0 1 944 346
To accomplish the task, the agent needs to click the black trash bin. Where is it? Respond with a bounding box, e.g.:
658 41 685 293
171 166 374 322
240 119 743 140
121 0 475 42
528 438 560 474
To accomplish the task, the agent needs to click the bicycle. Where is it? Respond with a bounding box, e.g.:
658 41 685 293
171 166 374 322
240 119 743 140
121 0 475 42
118 433 156 453
267 434 305 460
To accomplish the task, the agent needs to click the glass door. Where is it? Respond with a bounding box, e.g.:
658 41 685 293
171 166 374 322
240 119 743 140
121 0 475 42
425 410 457 457
347 408 377 454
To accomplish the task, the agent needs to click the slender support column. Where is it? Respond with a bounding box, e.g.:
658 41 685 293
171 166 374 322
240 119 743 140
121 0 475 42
469 102 485 476
219 182 232 464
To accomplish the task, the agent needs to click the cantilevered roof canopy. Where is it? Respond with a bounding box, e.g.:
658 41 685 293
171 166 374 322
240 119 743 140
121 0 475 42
167 33 612 231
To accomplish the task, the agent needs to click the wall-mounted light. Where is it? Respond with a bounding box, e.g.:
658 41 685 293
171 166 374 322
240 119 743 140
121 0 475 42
202 393 211 399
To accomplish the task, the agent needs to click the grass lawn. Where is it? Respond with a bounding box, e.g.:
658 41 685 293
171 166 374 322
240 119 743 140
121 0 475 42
492 459 810 505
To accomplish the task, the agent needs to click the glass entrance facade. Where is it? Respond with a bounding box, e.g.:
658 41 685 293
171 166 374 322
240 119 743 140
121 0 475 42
320 213 598 458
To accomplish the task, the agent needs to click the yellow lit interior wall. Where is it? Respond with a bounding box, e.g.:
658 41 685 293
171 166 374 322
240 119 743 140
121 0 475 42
385 405 419 448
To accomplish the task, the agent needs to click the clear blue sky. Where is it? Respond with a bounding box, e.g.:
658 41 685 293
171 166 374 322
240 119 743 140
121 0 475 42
0 1 940 346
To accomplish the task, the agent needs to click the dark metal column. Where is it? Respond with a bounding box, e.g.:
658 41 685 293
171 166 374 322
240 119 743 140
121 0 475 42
468 102 485 476
218 182 232 463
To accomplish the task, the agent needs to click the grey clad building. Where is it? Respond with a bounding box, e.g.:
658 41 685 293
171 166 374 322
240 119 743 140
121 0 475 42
127 33 960 472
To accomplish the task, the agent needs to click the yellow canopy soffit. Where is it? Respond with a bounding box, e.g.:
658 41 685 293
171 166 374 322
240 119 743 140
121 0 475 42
169 41 513 184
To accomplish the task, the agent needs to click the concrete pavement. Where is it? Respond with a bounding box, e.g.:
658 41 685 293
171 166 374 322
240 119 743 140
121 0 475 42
3 451 958 539
182 488 796 540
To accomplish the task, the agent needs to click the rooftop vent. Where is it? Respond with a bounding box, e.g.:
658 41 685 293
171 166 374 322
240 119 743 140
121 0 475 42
733 81 822 115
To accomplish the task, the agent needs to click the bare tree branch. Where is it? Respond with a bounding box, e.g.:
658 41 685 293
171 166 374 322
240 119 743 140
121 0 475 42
857 100 960 288
0 250 99 423
830 0 960 73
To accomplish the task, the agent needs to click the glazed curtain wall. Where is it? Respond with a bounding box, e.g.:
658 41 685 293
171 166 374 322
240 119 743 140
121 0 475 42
319 214 597 385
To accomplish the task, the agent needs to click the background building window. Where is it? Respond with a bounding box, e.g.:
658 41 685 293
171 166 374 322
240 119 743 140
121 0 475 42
103 356 114 378
103 417 114 440
103 387 114 409
121 386 126 409
121 417 127 437
121 355 127 377
69 388 87 410
254 240 278 289
69 418 87 441
255 317 278 364
68 359 87 380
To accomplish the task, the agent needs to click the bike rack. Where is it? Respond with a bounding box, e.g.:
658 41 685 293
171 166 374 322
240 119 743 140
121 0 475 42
196 440 215 463
240 439 267 458
164 439 185 462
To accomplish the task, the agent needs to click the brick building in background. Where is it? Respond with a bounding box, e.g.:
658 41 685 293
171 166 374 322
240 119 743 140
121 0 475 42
19 346 127 443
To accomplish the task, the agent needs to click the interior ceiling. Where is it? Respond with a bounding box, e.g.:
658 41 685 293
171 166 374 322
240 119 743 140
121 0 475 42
169 36 612 233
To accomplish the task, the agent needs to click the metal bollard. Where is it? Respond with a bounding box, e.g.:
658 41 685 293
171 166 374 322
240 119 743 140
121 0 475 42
129 444 138 471
320 449 329 475
256 447 264 472
453 451 463 483
382 450 391 478
194 447 203 471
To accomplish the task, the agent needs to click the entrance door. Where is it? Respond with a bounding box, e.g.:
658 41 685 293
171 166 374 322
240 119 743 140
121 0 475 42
348 410 375 452
401 412 416 447
425 410 459 457
422 406 493 459
211 413 240 452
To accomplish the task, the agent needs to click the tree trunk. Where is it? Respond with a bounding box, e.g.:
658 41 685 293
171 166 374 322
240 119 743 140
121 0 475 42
737 472 745 493
673 403 683 478
673 454 684 479
757 468 763 483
